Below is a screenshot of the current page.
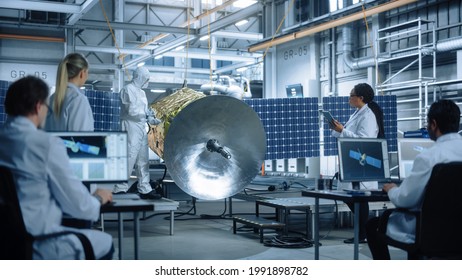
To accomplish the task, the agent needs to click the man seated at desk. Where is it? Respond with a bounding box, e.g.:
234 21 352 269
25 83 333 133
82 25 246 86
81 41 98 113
366 99 462 260
0 76 114 259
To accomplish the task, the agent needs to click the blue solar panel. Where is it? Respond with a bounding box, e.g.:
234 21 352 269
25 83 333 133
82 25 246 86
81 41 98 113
84 90 121 131
0 79 397 159
322 95 398 156
0 84 121 131
0 81 12 126
245 97 320 160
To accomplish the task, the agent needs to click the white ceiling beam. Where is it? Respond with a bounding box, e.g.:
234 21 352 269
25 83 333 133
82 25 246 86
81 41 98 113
0 0 81 14
197 2 262 36
76 19 192 34
76 45 152 56
67 0 100 25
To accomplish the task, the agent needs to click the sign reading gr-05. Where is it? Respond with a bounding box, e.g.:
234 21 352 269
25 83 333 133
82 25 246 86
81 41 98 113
11 70 47 80
283 45 308 60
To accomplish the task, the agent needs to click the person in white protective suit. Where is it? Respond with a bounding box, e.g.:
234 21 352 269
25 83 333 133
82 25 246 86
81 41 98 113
113 67 161 199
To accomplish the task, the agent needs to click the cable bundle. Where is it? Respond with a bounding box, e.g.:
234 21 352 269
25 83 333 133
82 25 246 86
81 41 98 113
263 236 314 248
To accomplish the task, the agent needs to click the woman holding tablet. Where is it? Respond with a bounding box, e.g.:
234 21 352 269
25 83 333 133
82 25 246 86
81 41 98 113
329 83 385 244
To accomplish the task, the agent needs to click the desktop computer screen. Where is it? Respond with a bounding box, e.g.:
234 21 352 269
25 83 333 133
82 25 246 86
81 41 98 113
285 84 303 98
397 138 434 179
50 131 129 183
337 138 390 186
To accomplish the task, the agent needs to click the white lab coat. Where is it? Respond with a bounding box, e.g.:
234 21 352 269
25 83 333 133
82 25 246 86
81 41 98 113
0 117 112 259
45 83 94 131
386 133 462 243
331 104 379 189
113 67 152 194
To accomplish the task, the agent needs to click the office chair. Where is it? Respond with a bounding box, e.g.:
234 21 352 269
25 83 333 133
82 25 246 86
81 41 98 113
0 166 95 260
377 162 462 259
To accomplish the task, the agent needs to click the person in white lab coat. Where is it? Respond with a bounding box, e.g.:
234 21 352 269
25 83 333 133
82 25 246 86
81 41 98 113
113 67 161 199
0 76 113 259
366 99 462 259
45 53 94 131
329 83 385 244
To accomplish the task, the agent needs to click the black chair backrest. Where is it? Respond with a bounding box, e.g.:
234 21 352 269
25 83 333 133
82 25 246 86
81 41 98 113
419 162 462 257
0 166 34 259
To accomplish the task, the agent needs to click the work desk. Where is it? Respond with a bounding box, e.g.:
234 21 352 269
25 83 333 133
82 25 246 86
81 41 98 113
302 190 390 260
101 197 153 260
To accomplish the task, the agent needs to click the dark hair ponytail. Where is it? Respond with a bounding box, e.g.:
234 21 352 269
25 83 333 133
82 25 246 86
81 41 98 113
368 101 385 138
353 83 385 139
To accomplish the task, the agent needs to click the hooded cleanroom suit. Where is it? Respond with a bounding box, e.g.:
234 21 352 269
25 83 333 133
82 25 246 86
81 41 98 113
113 67 157 194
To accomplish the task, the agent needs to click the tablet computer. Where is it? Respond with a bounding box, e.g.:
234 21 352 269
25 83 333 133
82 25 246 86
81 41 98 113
321 110 335 123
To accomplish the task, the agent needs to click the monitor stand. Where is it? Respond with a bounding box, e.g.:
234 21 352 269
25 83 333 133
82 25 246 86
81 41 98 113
83 182 91 192
352 181 360 190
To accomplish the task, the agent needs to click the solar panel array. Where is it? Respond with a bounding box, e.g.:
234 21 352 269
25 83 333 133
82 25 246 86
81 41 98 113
0 78 398 160
0 83 121 131
245 97 320 160
84 90 121 131
0 80 10 125
322 95 398 156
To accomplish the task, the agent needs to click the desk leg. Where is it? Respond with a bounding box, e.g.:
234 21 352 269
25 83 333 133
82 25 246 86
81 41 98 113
314 198 319 260
118 213 123 260
228 197 233 217
134 211 140 260
353 202 360 260
170 210 174 235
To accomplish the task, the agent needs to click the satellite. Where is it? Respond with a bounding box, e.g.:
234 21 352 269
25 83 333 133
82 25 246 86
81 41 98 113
63 139 101 155
349 149 382 169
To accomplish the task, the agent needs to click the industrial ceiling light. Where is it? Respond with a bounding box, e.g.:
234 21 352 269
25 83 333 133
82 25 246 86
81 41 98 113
175 45 185 51
235 19 248 26
200 35 209 41
236 67 247 72
154 55 163 59
137 62 146 67
151 89 166 93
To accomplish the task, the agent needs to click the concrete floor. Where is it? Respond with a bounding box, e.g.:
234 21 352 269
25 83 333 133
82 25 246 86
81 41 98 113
101 196 407 260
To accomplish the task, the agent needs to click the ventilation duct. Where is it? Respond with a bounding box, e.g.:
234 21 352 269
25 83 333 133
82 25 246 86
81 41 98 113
343 25 462 70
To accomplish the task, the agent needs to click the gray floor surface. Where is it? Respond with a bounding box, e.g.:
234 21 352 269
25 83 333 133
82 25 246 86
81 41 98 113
101 196 407 260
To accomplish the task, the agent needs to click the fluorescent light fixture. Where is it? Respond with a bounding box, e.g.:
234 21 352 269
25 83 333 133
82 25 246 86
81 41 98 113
137 62 145 67
151 89 166 93
234 0 256 8
80 87 85 90
235 19 248 26
154 55 163 59
200 35 209 41
236 67 247 72
202 0 222 4
175 45 185 51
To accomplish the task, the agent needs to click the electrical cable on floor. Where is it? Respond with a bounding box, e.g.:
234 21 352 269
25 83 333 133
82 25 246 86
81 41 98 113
263 236 314 248
200 198 228 219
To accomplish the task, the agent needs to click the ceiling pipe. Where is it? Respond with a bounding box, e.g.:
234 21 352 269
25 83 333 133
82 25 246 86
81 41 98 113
343 25 462 70
0 33 65 43
248 0 418 53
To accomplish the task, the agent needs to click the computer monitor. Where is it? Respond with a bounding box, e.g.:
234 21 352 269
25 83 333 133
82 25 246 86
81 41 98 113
337 138 391 189
50 131 129 184
285 84 303 98
397 138 434 179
